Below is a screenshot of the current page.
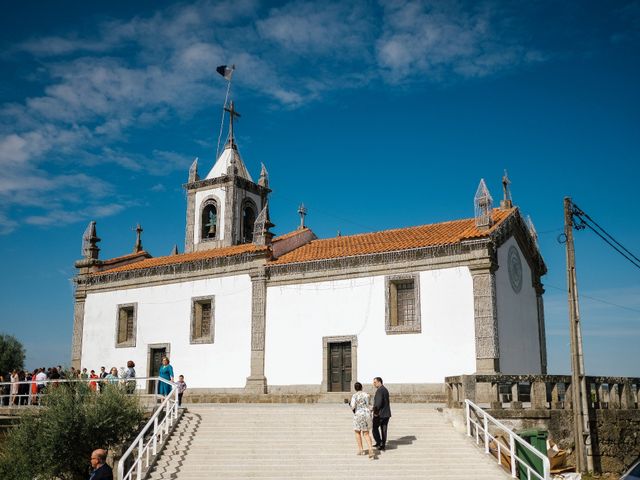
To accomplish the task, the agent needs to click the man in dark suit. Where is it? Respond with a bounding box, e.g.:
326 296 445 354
89 449 113 480
372 376 391 451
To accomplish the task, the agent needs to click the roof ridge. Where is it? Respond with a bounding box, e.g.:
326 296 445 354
307 208 514 243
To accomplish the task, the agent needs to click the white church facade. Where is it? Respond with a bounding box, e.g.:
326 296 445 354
72 103 547 394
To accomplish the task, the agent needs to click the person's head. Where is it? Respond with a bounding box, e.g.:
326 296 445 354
110 367 118 375
90 370 95 375
373 377 383 388
100 366 105 372
179 375 184 381
162 357 169 365
90 449 107 469
354 382 363 392
127 360 135 368
82 368 87 373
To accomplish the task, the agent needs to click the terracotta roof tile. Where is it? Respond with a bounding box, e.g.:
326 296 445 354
272 228 310 243
94 243 268 275
100 251 151 266
269 209 514 265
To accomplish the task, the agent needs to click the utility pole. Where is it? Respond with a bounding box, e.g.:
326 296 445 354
563 197 593 473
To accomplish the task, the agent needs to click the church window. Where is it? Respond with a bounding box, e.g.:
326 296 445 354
116 303 137 347
201 200 218 240
242 202 256 243
385 274 421 334
191 296 215 344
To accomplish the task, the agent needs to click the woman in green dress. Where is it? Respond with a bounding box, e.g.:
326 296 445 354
158 357 174 396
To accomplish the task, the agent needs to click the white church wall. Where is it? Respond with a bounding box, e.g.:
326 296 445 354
496 236 542 374
194 190 226 246
82 274 252 388
264 267 476 386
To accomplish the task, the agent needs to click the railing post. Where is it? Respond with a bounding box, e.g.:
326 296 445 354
531 380 547 409
490 382 502 410
153 416 158 455
510 434 517 478
511 382 522 409
621 381 634 409
543 457 551 480
465 401 471 437
136 437 143 478
610 383 621 409
483 414 490 454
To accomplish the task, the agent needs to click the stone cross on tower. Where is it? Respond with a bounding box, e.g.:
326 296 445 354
298 203 307 230
133 223 143 253
224 101 241 150
501 169 513 209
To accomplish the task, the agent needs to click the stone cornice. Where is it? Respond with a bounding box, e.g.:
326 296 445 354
267 239 492 285
184 175 271 196
76 252 269 292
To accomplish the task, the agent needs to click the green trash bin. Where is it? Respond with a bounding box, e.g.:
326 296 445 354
515 429 548 480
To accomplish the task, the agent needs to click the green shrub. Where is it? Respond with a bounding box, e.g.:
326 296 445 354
0 382 144 480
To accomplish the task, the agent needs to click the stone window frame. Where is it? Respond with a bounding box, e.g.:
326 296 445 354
321 335 358 393
385 273 422 334
115 302 137 348
200 197 220 243
190 295 215 344
240 198 258 243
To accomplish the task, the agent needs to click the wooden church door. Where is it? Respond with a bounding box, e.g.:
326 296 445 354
148 347 166 393
329 342 352 392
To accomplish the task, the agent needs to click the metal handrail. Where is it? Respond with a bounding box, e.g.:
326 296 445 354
118 377 179 480
465 399 551 480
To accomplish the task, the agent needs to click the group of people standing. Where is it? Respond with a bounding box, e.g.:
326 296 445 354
350 377 391 459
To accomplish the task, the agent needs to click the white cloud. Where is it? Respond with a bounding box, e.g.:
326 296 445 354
1 0 550 234
257 2 373 56
376 0 543 82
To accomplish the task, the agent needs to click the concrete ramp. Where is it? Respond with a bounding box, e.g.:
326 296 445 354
147 404 509 480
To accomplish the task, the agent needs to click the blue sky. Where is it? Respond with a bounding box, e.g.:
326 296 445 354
0 0 638 376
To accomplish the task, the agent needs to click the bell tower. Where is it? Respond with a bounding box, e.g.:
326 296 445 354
184 101 272 252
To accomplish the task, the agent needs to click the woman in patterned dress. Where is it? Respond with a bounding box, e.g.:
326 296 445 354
350 382 374 458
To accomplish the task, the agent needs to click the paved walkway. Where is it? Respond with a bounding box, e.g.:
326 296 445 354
147 403 510 479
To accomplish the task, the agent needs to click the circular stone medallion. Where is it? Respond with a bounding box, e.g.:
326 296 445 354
508 245 523 293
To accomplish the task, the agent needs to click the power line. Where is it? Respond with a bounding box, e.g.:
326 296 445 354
574 205 640 264
571 203 640 270
546 284 640 314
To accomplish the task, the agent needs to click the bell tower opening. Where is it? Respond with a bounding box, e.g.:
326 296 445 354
201 200 218 240
242 202 256 243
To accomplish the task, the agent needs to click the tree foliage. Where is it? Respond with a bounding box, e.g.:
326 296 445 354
0 333 25 375
0 382 144 480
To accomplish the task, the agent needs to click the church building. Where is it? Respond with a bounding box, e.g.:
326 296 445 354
72 101 547 395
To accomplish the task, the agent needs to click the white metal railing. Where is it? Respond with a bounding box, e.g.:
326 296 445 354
118 377 180 480
465 399 551 480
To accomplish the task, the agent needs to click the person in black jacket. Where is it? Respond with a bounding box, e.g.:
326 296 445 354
89 449 113 480
372 377 391 451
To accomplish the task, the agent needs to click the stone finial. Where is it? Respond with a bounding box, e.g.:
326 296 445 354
500 169 513 209
258 163 269 188
81 221 100 260
171 244 179 255
133 224 143 253
188 157 199 183
252 203 275 246
297 203 307 230
474 179 494 229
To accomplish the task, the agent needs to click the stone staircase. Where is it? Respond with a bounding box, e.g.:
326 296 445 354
146 404 509 480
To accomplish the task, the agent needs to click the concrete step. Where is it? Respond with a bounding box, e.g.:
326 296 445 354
145 404 509 480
